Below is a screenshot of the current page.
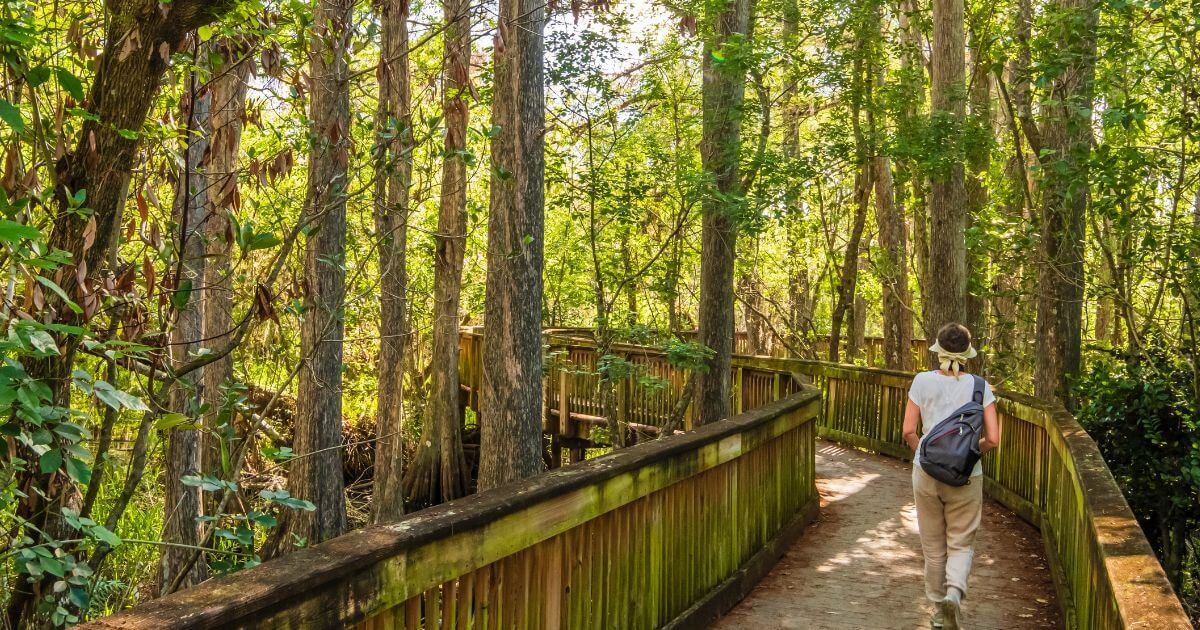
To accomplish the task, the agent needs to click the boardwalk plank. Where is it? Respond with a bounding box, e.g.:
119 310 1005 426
714 441 1062 630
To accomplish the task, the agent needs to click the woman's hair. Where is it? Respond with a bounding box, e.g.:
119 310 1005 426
936 322 972 353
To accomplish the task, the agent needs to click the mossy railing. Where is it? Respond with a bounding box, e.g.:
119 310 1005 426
87 342 819 629
729 353 1191 629
86 332 1187 629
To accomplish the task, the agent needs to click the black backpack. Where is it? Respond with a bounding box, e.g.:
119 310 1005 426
918 374 986 486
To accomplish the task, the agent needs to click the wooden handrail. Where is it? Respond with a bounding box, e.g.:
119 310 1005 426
86 348 821 629
84 330 1187 629
765 356 1190 629
498 331 1190 628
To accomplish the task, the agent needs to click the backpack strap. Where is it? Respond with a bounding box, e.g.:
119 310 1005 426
971 374 985 404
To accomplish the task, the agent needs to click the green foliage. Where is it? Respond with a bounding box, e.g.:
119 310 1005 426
1075 343 1200 601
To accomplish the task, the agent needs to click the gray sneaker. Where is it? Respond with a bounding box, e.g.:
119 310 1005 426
939 590 963 630
930 610 945 629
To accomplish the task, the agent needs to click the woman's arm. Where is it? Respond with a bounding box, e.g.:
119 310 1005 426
902 399 921 450
979 403 1000 452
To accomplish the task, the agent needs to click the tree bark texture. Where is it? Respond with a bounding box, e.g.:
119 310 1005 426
404 0 471 507
289 0 353 545
875 155 914 371
10 0 238 623
695 0 752 426
926 0 969 350
370 0 413 524
1034 0 1097 405
964 31 992 370
829 164 870 362
478 0 547 490
201 42 252 484
160 72 210 595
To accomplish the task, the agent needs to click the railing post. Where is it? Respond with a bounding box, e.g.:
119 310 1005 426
735 367 744 415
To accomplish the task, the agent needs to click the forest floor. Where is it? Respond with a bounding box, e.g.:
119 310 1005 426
714 440 1063 629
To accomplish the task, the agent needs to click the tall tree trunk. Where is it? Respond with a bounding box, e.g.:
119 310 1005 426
371 0 413 524
926 0 969 349
1033 0 1097 405
160 67 210 595
404 0 471 506
201 41 252 486
289 0 353 545
990 0 1033 374
8 1 238 623
740 271 768 355
896 0 931 340
876 155 914 371
965 36 992 371
619 218 638 327
667 236 683 333
829 164 871 362
477 0 547 490
694 0 752 426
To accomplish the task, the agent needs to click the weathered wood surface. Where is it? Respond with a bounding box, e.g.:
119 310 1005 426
516 331 1189 628
716 441 1062 629
85 331 1188 629
85 384 821 629
775 356 1191 629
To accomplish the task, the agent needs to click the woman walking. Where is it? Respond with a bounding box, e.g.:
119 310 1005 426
902 323 1001 630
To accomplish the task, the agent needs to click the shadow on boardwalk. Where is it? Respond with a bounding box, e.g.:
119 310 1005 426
714 441 1063 629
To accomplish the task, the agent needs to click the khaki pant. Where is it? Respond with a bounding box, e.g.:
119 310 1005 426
912 464 983 603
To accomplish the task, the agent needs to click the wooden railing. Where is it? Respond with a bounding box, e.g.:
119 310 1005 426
88 332 1188 629
89 340 820 629
541 327 929 367
460 330 805 462
729 353 1192 630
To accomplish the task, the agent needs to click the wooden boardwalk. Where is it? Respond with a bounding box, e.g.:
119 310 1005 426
715 441 1063 630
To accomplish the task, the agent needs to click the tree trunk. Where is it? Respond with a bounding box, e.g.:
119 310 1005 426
695 0 752 425
620 218 638 327
201 41 252 485
667 236 683 333
740 271 767 355
160 68 210 595
288 0 353 546
1034 0 1097 406
404 0 471 507
477 0 547 490
964 39 992 372
926 0 969 351
875 154 914 371
8 0 238 623
896 0 931 340
829 164 870 362
371 0 413 525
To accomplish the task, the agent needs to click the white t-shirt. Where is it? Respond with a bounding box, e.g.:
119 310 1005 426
908 370 996 477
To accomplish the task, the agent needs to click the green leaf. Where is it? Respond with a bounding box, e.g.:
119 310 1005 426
38 556 66 578
90 525 121 548
65 457 91 484
39 449 62 474
25 66 51 88
198 25 214 42
55 68 85 101
35 276 83 314
93 381 150 412
0 99 24 133
25 329 59 355
154 413 192 431
0 219 40 242
171 279 193 310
